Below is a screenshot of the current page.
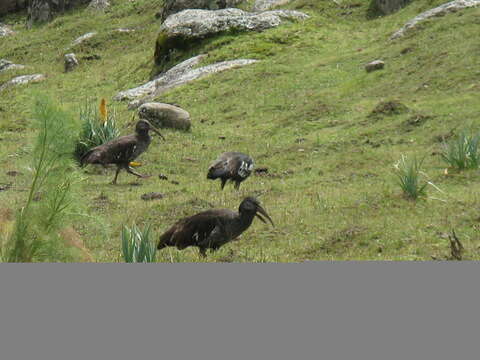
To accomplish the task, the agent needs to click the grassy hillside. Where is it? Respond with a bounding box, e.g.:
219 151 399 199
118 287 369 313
1 0 480 261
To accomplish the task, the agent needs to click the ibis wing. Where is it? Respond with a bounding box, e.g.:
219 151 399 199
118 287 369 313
83 135 138 165
168 210 230 249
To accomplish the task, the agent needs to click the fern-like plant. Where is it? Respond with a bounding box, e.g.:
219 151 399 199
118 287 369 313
121 224 157 263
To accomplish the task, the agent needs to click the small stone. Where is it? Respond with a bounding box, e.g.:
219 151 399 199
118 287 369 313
0 183 11 191
0 59 25 73
0 23 14 37
170 180 180 185
141 192 165 201
6 170 21 177
218 136 226 140
64 53 79 72
159 174 169 180
365 60 385 73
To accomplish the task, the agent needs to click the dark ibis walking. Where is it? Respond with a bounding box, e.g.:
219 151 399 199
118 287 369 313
81 119 165 184
157 197 274 257
207 152 254 190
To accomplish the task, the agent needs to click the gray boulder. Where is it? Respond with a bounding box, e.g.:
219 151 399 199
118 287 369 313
392 0 480 39
0 74 46 92
0 59 25 73
0 23 15 37
374 0 411 15
253 0 292 11
27 0 90 28
155 8 308 64
64 53 79 72
159 0 243 21
139 103 192 131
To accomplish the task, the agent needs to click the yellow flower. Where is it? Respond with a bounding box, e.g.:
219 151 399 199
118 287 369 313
99 98 108 123
129 162 142 167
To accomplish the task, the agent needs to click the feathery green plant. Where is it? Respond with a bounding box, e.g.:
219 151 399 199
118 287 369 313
74 98 120 162
121 224 157 263
394 155 428 200
3 96 80 262
441 131 480 171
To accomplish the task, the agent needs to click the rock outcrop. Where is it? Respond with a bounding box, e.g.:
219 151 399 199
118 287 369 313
27 0 90 28
374 0 411 15
159 0 243 21
253 0 292 11
139 103 192 131
391 0 480 39
0 59 25 73
116 56 258 109
0 74 46 92
0 0 26 16
115 54 207 101
155 8 307 64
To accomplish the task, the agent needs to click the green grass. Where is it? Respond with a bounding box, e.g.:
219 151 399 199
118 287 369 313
1 0 480 261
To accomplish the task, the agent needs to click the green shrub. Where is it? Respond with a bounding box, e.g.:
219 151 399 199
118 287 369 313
441 131 480 171
394 155 428 200
121 224 157 263
74 98 120 163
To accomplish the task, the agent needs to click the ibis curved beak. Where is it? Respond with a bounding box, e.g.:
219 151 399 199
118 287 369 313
255 205 274 227
144 120 165 141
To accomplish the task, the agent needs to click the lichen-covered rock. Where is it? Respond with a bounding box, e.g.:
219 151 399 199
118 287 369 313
391 0 480 39
253 0 292 11
0 74 46 92
374 0 411 15
64 53 79 72
156 8 308 64
71 32 97 47
0 23 15 37
139 103 192 131
0 59 25 73
159 0 243 21
122 57 258 109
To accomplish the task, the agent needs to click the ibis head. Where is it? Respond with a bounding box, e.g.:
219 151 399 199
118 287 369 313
136 119 165 140
239 197 274 227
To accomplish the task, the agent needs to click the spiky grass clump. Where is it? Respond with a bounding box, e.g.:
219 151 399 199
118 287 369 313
394 156 428 200
74 99 120 162
441 131 480 171
121 224 157 263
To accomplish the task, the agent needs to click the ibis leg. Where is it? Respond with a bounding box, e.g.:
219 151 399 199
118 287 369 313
220 178 227 190
125 166 150 179
234 181 241 190
111 166 121 184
